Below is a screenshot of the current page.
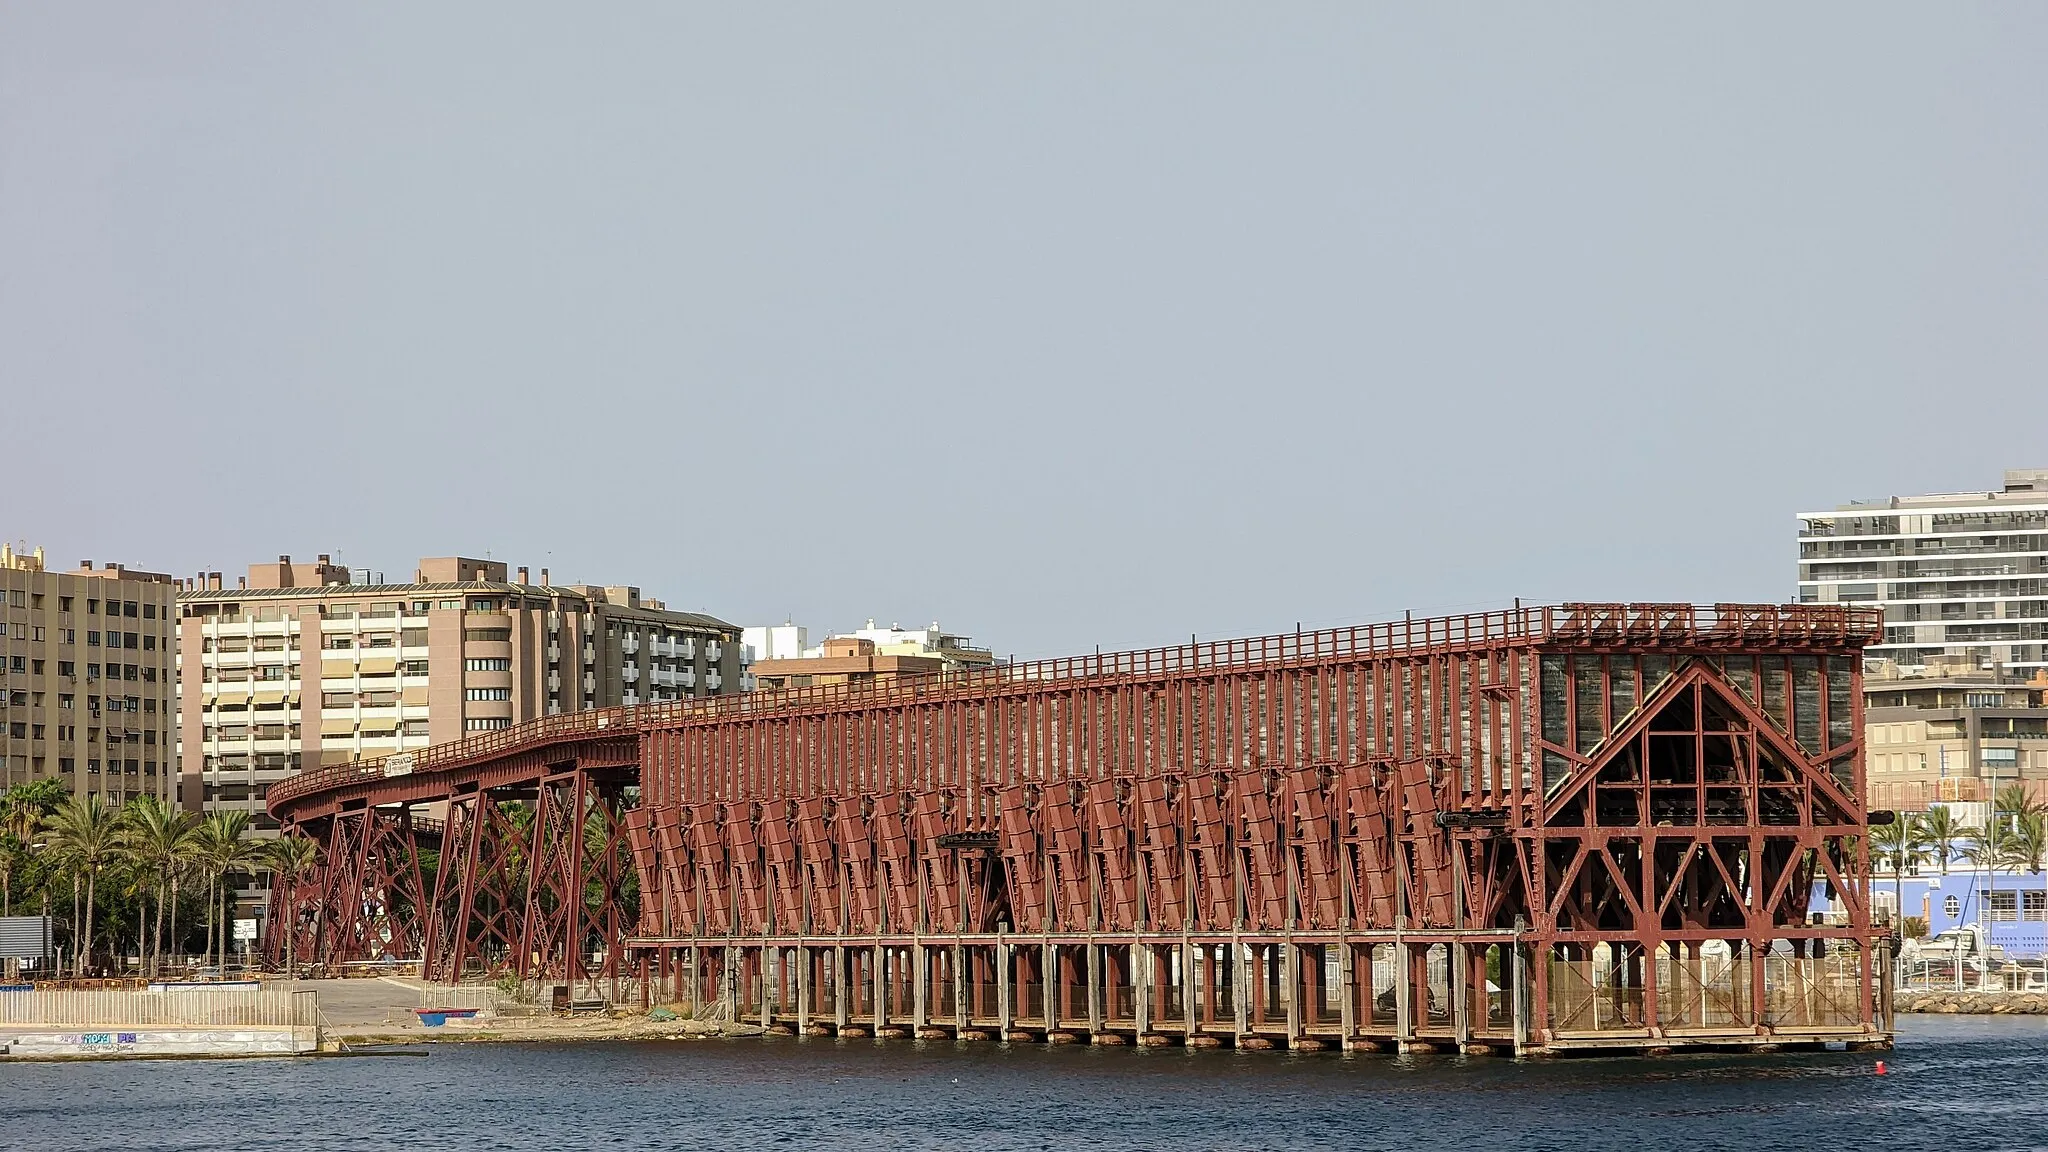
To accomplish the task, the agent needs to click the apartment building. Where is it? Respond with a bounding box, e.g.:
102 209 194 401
744 619 996 693
0 544 177 804
1864 658 2048 812
177 554 742 829
1798 468 2048 673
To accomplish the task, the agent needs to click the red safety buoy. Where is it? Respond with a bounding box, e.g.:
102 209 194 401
1875 1060 1887 1075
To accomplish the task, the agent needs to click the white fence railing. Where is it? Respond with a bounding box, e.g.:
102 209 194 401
0 988 318 1028
419 985 501 1010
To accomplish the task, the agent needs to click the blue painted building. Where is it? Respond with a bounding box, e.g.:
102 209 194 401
1853 868 2048 957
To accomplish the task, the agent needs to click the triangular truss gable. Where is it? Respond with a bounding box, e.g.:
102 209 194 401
1541 657 1862 826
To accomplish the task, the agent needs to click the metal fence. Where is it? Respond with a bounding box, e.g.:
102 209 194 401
420 985 502 1010
0 987 318 1028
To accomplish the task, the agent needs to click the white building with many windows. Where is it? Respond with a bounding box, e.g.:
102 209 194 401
1799 469 2048 674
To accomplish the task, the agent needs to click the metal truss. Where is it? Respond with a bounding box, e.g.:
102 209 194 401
267 603 1892 1052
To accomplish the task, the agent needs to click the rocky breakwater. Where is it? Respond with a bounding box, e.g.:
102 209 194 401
1896 990 2048 1015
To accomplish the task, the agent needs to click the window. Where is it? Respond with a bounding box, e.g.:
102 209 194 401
1944 895 1961 917
59 596 72 612
464 687 510 701
401 629 429 648
59 694 73 710
61 629 74 645
465 628 511 642
2027 891 2047 922
465 658 512 672
464 718 512 731
324 637 354 650
438 600 463 610
468 599 501 612
364 635 395 649
85 663 99 680
1991 891 2019 922
122 601 137 618
58 661 74 677
87 630 99 646
322 691 353 707
86 599 97 614
30 626 44 641
410 601 432 614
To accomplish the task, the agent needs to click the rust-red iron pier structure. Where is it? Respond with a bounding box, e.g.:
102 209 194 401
266 602 1892 1055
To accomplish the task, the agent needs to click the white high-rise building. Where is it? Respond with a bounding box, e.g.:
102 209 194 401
1798 469 2048 672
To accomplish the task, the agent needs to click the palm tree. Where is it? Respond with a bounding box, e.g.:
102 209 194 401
2005 810 2048 942
39 794 122 977
194 812 264 971
266 835 318 978
118 797 199 976
1973 787 2046 949
1870 816 1931 931
0 779 65 917
1920 806 1965 876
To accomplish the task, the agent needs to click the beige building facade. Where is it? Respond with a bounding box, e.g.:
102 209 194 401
177 554 741 829
1864 659 2048 812
0 543 177 804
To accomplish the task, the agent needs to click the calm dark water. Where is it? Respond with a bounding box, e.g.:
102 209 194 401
3 1016 2043 1152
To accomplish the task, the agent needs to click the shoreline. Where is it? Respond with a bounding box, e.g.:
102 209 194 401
1894 990 2048 1015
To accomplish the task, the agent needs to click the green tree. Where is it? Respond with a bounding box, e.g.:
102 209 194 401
2006 810 2048 943
1870 816 1931 931
266 835 318 978
118 796 199 976
194 811 264 971
0 778 66 917
39 794 123 976
1919 806 1966 876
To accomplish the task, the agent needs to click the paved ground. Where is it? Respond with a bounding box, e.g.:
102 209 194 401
285 977 432 1029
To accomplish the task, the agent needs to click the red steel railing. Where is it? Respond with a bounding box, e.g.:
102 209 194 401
268 601 1879 815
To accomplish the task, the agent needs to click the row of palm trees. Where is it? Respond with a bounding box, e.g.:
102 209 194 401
1870 783 2048 934
0 779 317 977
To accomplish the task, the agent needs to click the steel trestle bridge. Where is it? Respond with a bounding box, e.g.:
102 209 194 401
267 602 1893 1055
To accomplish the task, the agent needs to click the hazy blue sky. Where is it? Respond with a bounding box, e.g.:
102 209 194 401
3 5 2044 657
